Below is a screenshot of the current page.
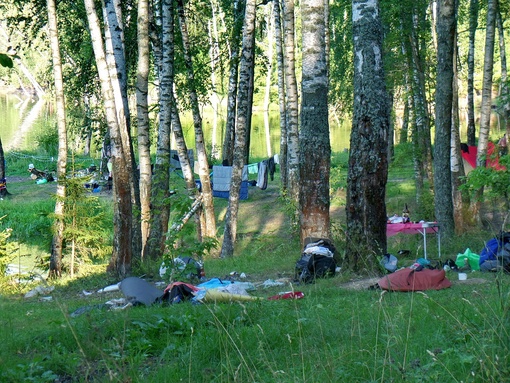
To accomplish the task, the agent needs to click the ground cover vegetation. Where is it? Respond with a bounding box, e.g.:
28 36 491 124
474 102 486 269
1 0 510 381
1 145 509 382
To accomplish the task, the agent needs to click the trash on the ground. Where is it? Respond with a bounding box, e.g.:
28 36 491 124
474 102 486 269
39 296 53 302
97 283 120 293
260 279 285 288
24 285 55 298
68 268 304 317
198 289 262 303
295 237 337 283
159 256 205 281
267 291 305 300
380 253 398 273
119 277 165 306
455 248 480 271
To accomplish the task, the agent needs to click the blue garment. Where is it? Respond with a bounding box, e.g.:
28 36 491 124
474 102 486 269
479 238 500 265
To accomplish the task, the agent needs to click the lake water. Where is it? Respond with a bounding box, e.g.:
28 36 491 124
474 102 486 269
1 93 52 151
1 93 351 158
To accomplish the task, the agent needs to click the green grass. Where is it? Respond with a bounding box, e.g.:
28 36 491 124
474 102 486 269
1 148 509 382
0 272 509 382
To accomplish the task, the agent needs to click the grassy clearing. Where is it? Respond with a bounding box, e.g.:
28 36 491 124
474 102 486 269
1 146 509 382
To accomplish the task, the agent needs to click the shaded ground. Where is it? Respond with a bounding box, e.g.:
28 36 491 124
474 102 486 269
4 168 506 292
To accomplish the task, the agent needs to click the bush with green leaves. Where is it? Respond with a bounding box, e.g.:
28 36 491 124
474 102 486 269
56 176 112 273
0 217 17 276
462 154 510 205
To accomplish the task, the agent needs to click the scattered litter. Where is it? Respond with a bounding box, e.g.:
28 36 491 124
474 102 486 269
82 290 93 296
217 283 253 296
198 289 262 303
24 285 55 298
119 277 164 306
240 272 247 279
97 283 120 293
260 279 285 288
267 291 305 300
39 296 53 302
105 298 128 306
110 302 133 310
70 304 107 318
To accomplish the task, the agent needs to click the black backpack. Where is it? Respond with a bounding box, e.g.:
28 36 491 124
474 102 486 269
295 238 337 283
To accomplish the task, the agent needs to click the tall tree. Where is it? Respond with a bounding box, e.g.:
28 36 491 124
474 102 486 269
299 0 330 242
176 0 216 238
145 0 174 259
466 0 478 146
433 0 457 240
102 0 142 259
451 23 469 232
263 2 274 159
47 0 68 278
222 0 244 166
274 0 288 190
282 0 300 200
136 0 151 255
473 0 497 221
346 0 390 273
496 3 510 154
409 2 434 201
220 0 257 258
84 0 133 277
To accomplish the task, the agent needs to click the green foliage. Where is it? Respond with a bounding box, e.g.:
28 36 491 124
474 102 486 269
330 151 349 190
58 176 112 268
329 1 353 114
0 217 17 275
0 52 13 68
461 155 510 203
35 127 59 156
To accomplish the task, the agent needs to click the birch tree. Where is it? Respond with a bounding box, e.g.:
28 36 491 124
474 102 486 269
433 0 457 239
145 0 174 259
263 2 274 159
84 0 133 277
473 0 497 221
451 26 469 231
176 0 216 238
47 0 67 278
299 0 330 243
220 0 256 258
136 0 151 254
282 0 300 201
466 0 478 147
102 0 142 259
274 0 288 189
346 0 390 273
222 0 244 166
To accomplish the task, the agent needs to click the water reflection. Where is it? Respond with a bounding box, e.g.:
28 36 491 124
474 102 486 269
1 93 351 157
1 93 49 151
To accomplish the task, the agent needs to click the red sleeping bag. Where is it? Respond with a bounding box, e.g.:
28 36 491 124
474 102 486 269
377 268 451 291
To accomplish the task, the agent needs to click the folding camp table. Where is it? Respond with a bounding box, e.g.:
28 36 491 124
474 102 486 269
386 222 441 259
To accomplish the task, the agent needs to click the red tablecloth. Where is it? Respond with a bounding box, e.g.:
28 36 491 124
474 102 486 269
386 223 438 237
